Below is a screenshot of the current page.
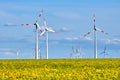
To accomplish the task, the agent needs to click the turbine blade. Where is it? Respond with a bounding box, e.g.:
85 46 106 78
40 30 46 36
4 24 19 26
36 9 43 23
21 23 33 26
84 31 91 37
96 27 108 35
4 23 34 27
39 26 46 32
47 27 55 32
93 14 96 23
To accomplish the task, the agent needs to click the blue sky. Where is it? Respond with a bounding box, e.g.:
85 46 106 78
0 0 120 59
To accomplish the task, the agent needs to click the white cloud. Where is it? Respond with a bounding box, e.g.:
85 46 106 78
80 35 93 41
65 37 79 41
84 37 93 41
101 38 120 44
4 52 15 55
65 36 93 41
0 48 16 56
59 27 70 32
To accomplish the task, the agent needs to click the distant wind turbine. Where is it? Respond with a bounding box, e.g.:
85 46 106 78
70 46 75 58
76 48 82 58
40 18 55 59
71 46 83 58
99 46 109 58
16 50 19 59
84 15 108 59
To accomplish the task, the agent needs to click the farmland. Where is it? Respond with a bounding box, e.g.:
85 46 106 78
0 59 120 80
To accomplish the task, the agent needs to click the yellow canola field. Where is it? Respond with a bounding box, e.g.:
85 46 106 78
0 59 120 80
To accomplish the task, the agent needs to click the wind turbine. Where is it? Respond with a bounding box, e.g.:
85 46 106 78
40 18 55 59
76 48 82 58
16 50 19 59
71 46 83 58
21 10 43 59
99 46 109 58
84 15 108 59
70 46 75 58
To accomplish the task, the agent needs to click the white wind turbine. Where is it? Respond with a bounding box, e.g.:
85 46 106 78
84 15 108 59
22 10 43 59
40 18 55 59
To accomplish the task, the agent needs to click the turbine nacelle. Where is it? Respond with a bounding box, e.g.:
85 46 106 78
34 22 42 31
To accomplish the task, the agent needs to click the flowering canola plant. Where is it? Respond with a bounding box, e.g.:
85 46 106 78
0 59 120 80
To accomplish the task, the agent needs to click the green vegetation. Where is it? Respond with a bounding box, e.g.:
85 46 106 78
0 59 120 80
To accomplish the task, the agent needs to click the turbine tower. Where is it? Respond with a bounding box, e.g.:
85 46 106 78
93 15 97 59
35 22 39 59
40 18 55 59
84 15 108 59
16 50 19 59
